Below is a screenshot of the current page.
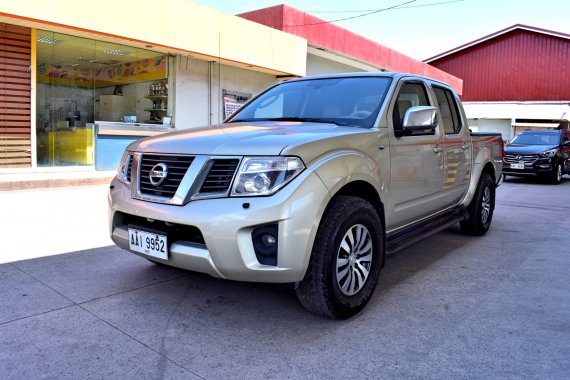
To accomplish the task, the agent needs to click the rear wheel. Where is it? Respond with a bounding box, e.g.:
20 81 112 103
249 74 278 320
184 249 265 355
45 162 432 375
460 172 495 236
295 196 383 319
550 163 563 185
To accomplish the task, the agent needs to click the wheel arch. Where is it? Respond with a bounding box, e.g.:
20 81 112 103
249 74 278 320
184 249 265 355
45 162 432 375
482 161 497 184
323 180 386 268
333 180 385 228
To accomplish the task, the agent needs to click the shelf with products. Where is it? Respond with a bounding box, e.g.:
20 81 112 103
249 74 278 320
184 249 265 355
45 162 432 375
145 80 169 123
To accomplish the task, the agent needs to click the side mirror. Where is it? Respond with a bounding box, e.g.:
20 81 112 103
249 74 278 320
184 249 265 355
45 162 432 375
402 106 438 135
563 140 570 146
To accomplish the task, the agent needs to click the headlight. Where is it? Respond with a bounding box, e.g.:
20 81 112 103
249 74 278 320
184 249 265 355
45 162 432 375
231 156 305 196
539 149 557 158
116 151 131 184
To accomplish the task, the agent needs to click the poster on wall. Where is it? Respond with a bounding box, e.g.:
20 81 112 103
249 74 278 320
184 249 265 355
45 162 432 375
223 90 252 119
37 56 167 88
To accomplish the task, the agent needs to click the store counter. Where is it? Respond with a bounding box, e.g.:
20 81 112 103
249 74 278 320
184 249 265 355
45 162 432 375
93 122 173 170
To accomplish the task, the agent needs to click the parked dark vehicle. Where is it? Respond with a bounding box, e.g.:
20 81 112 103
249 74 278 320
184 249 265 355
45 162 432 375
503 129 570 184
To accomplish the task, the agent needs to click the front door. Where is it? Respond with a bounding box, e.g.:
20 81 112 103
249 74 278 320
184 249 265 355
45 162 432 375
387 80 446 229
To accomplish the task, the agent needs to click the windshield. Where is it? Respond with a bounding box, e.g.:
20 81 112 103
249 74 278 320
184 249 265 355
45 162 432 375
510 133 559 145
228 77 392 128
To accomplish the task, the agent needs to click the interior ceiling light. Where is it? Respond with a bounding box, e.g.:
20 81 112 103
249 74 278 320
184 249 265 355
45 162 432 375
103 49 130 56
36 36 63 45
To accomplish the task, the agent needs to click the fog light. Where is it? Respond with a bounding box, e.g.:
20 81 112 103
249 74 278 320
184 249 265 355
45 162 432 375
252 224 278 266
261 234 276 247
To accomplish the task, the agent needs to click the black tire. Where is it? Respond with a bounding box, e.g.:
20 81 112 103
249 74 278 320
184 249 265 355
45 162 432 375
295 196 383 319
550 163 563 185
460 172 495 236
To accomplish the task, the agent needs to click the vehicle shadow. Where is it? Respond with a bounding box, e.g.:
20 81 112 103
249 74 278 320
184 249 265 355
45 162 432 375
102 228 470 325
503 174 569 185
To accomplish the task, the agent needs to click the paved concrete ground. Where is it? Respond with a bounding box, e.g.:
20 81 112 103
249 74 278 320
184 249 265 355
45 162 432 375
1 176 569 379
0 184 111 264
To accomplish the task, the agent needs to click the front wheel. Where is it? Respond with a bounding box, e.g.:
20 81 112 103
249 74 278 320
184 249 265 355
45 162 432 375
460 172 495 236
295 196 383 319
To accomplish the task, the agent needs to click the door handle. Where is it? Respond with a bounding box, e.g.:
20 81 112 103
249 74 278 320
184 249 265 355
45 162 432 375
433 146 444 153
462 144 470 150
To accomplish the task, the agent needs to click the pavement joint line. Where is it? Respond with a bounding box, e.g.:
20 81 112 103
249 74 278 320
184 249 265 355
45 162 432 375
6 264 205 379
4 262 191 320
74 273 193 306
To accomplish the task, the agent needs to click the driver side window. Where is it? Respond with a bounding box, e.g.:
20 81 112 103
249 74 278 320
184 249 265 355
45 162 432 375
392 82 430 131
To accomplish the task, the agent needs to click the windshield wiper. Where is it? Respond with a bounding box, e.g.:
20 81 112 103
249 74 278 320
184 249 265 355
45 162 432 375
262 117 354 126
229 117 358 127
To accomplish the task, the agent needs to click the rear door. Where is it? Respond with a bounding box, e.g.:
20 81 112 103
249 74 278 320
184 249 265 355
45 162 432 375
431 84 472 205
387 79 446 229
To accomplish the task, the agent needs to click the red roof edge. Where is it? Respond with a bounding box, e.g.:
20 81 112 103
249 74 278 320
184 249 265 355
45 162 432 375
238 4 463 94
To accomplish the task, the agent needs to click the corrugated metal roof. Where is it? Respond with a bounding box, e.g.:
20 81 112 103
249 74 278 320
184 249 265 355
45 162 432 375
428 28 570 101
424 24 570 63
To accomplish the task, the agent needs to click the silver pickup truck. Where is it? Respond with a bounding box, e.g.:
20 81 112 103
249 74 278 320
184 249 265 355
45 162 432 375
109 73 503 319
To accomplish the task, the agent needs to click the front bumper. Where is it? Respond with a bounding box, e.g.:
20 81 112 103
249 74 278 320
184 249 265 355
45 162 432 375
108 170 330 283
502 157 555 176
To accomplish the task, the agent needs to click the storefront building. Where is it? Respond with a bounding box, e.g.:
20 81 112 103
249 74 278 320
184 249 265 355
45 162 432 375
0 0 306 173
1 0 460 176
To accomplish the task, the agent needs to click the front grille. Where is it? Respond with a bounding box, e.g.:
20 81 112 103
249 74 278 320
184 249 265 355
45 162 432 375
139 154 194 198
121 213 205 246
504 154 539 164
199 159 240 194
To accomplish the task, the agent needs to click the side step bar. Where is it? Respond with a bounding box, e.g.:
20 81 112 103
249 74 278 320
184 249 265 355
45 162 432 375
386 207 467 255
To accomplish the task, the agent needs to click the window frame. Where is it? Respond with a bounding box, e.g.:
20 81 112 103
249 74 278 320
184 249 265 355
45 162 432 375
392 80 432 135
432 85 463 135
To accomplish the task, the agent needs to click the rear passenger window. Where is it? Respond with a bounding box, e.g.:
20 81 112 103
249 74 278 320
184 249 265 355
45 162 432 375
392 82 431 131
433 86 462 134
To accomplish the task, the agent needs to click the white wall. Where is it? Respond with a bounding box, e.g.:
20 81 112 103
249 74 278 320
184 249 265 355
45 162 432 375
174 56 277 129
306 54 365 76
174 56 210 129
468 119 512 140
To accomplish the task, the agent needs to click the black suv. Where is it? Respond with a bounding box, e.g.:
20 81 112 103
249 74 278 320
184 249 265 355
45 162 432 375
503 129 570 184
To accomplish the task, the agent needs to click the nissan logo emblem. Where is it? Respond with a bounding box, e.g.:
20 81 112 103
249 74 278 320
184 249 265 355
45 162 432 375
149 163 168 186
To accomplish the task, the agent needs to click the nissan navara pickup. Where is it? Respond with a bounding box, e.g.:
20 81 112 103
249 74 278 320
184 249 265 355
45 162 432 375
109 73 504 319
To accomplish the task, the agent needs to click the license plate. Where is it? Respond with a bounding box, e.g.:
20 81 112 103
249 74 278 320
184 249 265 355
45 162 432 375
510 163 524 169
128 228 168 260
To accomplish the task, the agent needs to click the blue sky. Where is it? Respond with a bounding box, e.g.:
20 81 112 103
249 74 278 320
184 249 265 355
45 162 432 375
192 0 570 60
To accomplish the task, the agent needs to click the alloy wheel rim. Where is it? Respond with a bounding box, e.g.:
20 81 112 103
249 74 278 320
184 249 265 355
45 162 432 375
481 186 491 225
336 224 373 296
557 165 562 182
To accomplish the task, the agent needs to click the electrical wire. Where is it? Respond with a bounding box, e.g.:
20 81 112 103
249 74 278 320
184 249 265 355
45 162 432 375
278 0 417 28
306 0 463 13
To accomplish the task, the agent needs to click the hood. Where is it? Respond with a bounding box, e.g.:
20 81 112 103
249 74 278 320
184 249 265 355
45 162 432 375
128 122 366 156
505 144 558 155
